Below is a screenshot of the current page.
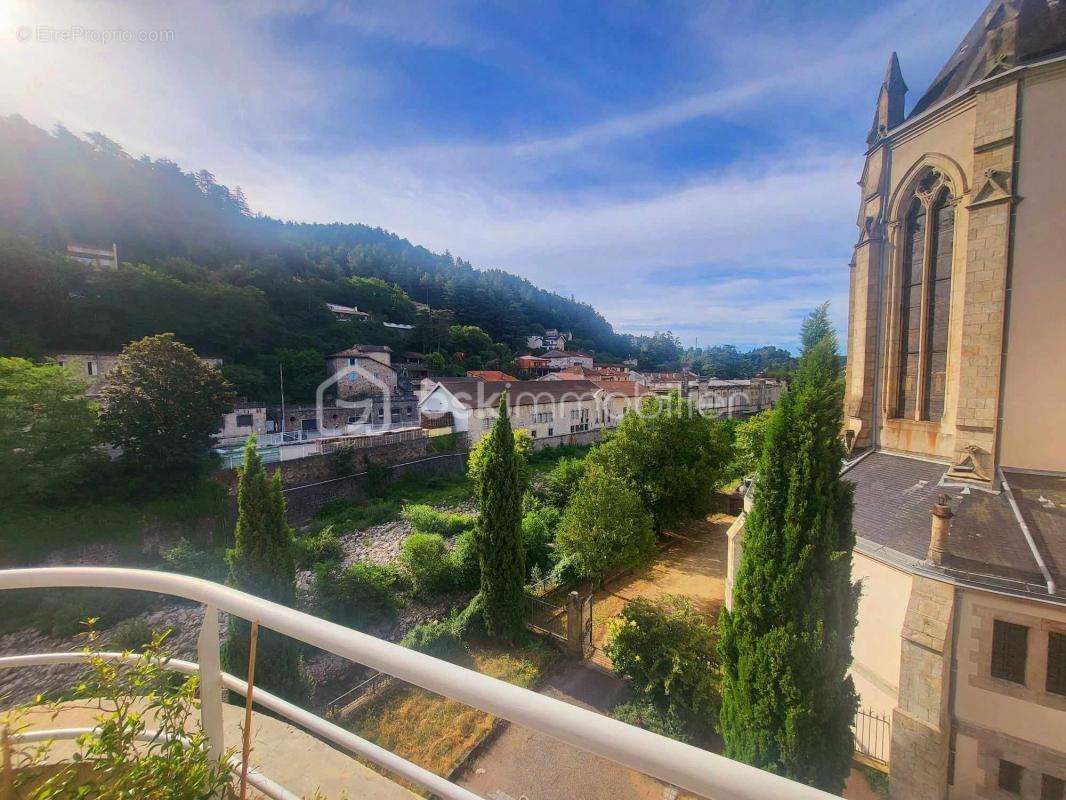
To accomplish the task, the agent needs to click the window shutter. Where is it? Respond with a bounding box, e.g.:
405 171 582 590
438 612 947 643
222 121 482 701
991 620 1028 684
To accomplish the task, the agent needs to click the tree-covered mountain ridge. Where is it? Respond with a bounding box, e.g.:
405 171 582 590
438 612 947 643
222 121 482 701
0 114 626 356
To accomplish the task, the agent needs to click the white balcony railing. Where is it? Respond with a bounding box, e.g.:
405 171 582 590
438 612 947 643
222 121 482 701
0 567 835 800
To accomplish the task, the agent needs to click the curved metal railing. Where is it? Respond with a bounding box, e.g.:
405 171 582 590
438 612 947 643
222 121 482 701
0 567 835 800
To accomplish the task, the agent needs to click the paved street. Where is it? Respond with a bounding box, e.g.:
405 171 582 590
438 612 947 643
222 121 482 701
456 660 679 800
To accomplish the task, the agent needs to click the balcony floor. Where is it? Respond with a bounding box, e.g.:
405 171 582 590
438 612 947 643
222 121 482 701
12 699 419 800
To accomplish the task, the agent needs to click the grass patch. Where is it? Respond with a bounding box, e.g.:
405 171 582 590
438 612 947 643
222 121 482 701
527 442 592 472
347 639 556 789
312 471 473 533
0 479 227 566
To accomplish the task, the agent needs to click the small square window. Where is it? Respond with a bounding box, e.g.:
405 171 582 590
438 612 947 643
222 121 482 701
999 760 1023 795
1043 774 1065 800
991 620 1028 684
1047 632 1066 697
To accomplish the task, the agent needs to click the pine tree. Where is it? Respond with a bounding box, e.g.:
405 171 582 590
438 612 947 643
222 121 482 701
799 301 834 355
716 334 859 793
475 394 526 640
224 436 305 700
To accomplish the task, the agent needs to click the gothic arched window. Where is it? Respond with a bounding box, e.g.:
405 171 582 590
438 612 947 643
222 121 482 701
894 172 955 422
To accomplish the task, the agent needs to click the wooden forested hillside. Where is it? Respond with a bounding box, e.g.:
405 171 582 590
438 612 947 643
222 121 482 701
0 114 632 395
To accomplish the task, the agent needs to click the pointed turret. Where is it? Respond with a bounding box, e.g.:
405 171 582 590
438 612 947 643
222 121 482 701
866 52 908 146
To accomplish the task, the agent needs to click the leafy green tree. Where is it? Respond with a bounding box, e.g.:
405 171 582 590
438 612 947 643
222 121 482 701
716 335 858 793
556 466 655 584
730 410 773 479
223 436 305 700
98 334 233 479
473 394 526 640
591 391 730 532
0 357 102 503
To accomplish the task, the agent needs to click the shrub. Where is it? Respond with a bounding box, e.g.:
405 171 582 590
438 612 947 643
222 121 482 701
294 525 345 569
451 592 488 643
556 467 655 584
612 699 692 744
605 595 719 730
402 504 476 538
162 538 229 583
401 619 464 659
315 498 398 531
540 456 586 510
26 589 155 638
399 533 455 598
108 618 157 652
11 628 231 798
450 528 481 589
313 560 406 630
521 502 559 577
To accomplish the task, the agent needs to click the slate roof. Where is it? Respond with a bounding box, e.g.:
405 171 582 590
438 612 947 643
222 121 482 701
844 450 1066 600
910 0 1066 117
330 344 392 357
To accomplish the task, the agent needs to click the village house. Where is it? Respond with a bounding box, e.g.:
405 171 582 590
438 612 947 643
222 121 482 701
325 344 398 400
217 405 269 445
66 243 118 270
729 5 1066 797
419 378 610 445
325 302 371 322
640 370 700 397
526 328 571 350
466 369 519 382
540 349 594 371
515 354 551 377
592 379 654 425
696 377 785 417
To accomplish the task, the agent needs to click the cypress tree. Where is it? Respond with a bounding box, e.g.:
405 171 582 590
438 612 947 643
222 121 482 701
716 333 859 793
224 436 305 700
476 394 526 640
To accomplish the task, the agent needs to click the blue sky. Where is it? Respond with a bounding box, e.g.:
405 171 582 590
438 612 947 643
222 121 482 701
1 0 984 350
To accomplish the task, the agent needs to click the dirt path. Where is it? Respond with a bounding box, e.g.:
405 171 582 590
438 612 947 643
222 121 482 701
457 514 733 800
589 514 731 667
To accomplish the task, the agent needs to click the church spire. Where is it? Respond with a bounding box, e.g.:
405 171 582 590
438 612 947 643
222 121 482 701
867 52 908 146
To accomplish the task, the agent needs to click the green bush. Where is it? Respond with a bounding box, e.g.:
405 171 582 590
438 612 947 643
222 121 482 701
24 589 156 638
365 459 392 497
315 498 398 531
540 456 586 510
605 595 718 732
401 619 464 659
162 538 229 583
13 628 231 798
451 592 488 642
556 467 656 584
312 560 406 630
108 617 156 652
294 525 345 569
612 699 693 744
402 504 476 538
521 502 559 576
399 533 456 598
450 528 481 589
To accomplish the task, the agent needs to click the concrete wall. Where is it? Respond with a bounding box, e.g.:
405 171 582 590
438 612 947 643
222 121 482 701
281 451 469 524
950 588 1066 799
998 63 1066 472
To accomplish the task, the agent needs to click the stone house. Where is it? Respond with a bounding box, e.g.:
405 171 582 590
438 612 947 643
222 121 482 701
730 6 1066 798
526 328 571 350
325 345 398 401
217 405 269 445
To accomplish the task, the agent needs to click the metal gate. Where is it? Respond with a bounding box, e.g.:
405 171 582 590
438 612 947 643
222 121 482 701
530 595 567 643
853 707 890 766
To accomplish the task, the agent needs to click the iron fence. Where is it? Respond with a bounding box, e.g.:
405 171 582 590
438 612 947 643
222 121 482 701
853 707 890 765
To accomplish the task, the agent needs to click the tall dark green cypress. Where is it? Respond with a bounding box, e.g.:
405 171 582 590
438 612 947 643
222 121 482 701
476 394 526 640
716 333 858 793
224 436 305 700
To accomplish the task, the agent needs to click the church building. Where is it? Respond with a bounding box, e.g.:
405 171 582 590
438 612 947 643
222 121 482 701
729 3 1066 798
